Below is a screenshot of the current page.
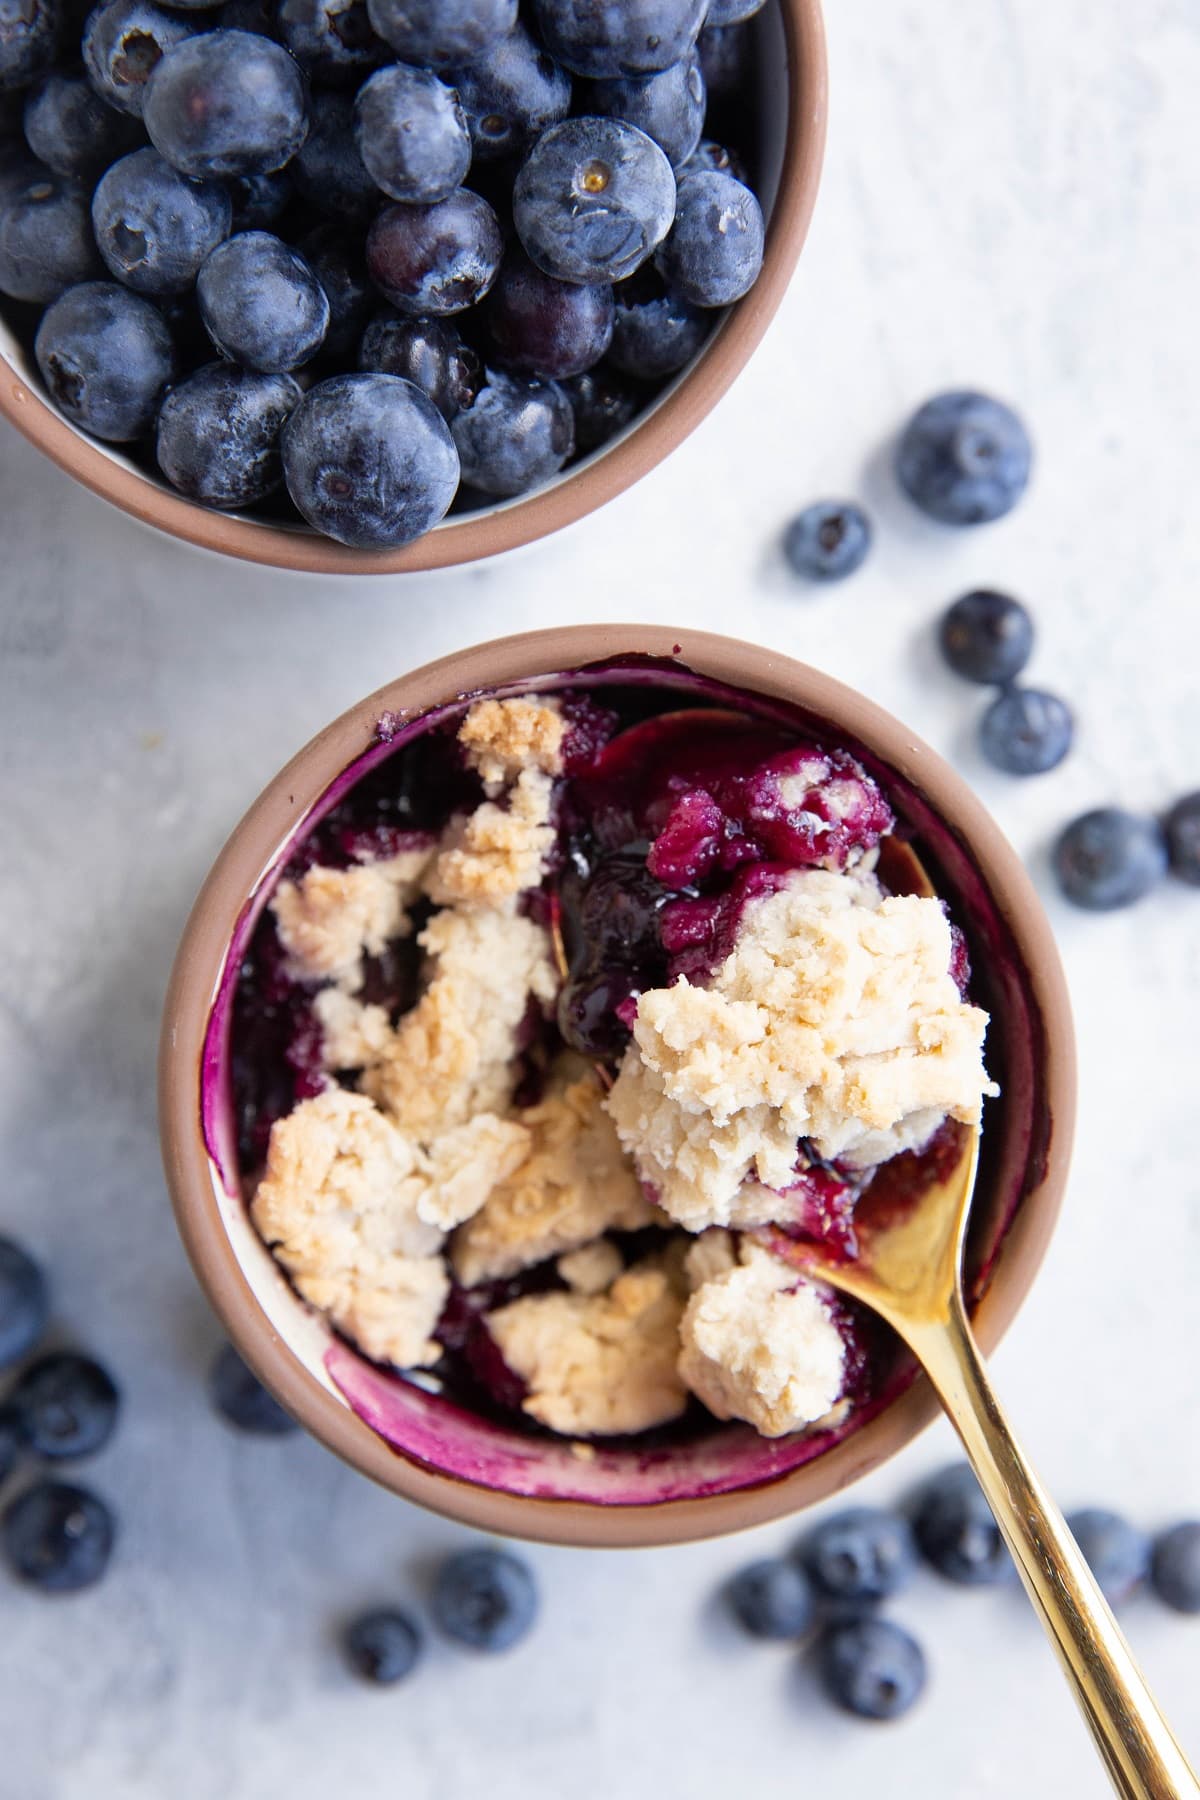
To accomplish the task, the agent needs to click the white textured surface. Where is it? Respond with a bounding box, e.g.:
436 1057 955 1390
2 1 1200 1794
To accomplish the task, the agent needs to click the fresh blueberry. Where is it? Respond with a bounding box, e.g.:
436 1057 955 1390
678 136 748 183
531 0 707 78
358 311 481 420
342 1607 423 1683
896 390 1032 526
514 115 675 284
226 167 291 232
783 501 873 582
656 168 762 306
817 1618 927 1721
282 372 460 548
353 64 470 204
1053 808 1168 911
365 0 515 69
485 249 612 378
0 1404 25 1487
93 147 231 294
23 71 143 181
158 363 300 506
276 0 385 87
82 0 202 119
1067 1509 1150 1605
0 0 58 93
726 1557 815 1640
1150 1523 1200 1615
452 365 573 495
590 53 705 167
0 1237 48 1369
939 589 1034 685
562 362 637 453
705 0 765 21
208 1341 300 1430
447 21 572 163
291 90 378 219
431 1546 539 1651
978 686 1072 776
0 170 100 302
143 31 308 180
912 1464 1012 1586
2 1480 115 1591
1164 792 1200 886
801 1507 918 1607
366 187 502 315
696 22 749 101
11 1351 120 1460
300 221 371 357
607 262 706 379
36 279 175 438
197 230 328 371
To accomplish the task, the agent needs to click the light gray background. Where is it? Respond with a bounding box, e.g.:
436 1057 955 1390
2 1 1199 1794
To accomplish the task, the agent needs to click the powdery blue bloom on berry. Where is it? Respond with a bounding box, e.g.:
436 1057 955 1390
451 365 573 496
448 22 571 163
513 115 675 284
36 279 175 439
590 53 705 167
92 147 231 294
896 390 1032 526
531 0 707 78
1053 808 1168 911
365 0 515 70
656 167 763 306
366 187 502 315
143 31 309 179
197 230 329 371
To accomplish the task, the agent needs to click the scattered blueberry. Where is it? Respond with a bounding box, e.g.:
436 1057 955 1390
23 71 144 181
1150 1523 1200 1615
291 90 378 220
486 250 613 378
226 167 292 232
0 170 100 302
143 31 309 180
939 589 1034 685
81 0 202 119
912 1464 1012 1586
301 221 371 357
1067 1508 1150 1605
36 279 175 439
800 1507 917 1607
93 147 232 295
656 167 763 306
354 63 470 205
366 187 503 315
0 0 58 92
448 22 571 163
276 0 385 86
513 115 676 284
208 1340 300 1431
783 501 873 583
365 0 516 69
0 1404 25 1488
608 264 708 379
342 1606 423 1683
359 311 481 420
197 231 328 372
817 1617 927 1721
2 1480 116 1592
0 1236 48 1370
1053 808 1168 911
591 53 705 167
979 686 1073 776
11 1351 120 1460
726 1556 815 1640
531 0 707 78
896 390 1032 526
1164 791 1200 887
562 363 638 453
431 1546 539 1651
451 365 574 495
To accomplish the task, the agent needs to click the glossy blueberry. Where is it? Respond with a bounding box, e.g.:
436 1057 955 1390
11 1351 120 1459
431 1546 538 1651
0 170 99 301
93 147 231 294
358 311 481 420
590 53 705 167
353 63 470 204
36 279 175 438
979 686 1073 776
276 0 384 86
366 187 502 315
158 363 300 506
1165 791 1200 886
726 1557 815 1640
783 501 872 582
1053 808 1168 911
1150 1523 1200 1614
452 365 573 495
657 168 762 306
696 22 749 101
343 1607 423 1683
912 1464 1012 1586
607 265 706 378
448 21 571 163
562 362 637 453
514 115 675 284
226 168 291 232
282 372 460 548
0 0 58 94
896 390 1032 526
0 1404 25 1487
82 0 201 119
23 71 143 180
208 1340 299 1429
301 221 371 357
486 249 612 377
1067 1509 1150 1605
2 1480 115 1591
0 1237 47 1370
939 589 1033 685
198 231 328 371
531 0 707 78
818 1618 927 1721
801 1508 918 1607
291 90 377 219
143 31 308 180
366 0 514 69
705 0 765 21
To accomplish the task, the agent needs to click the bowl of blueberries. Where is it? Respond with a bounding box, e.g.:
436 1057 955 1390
0 0 827 571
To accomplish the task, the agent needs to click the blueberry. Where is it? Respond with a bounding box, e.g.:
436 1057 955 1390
0 1236 48 1370
276 0 384 86
197 230 328 372
282 372 460 548
23 71 143 180
300 221 371 357
801 1507 917 1607
896 390 1032 526
0 0 58 94
696 23 749 101
979 686 1073 776
93 147 231 294
486 249 612 378
36 279 175 438
783 501 872 583
431 1546 538 1651
912 1463 1012 1586
678 137 748 183
0 1404 25 1487
226 167 291 232
1067 1509 1149 1605
365 0 515 69
366 187 502 315
12 1351 120 1460
726 1557 815 1640
817 1617 927 1721
1053 808 1168 911
342 1607 423 1683
705 0 765 19
1165 792 1200 887
82 0 202 119
353 64 470 204
531 0 707 78
452 365 573 495
939 589 1034 685
0 170 99 301
291 90 377 220
448 21 572 163
158 363 300 506
208 1341 300 1430
607 262 706 378
514 115 675 284
1150 1523 1200 1615
562 363 637 454
2 1480 115 1591
143 31 308 180
590 53 705 167
656 168 762 307
358 311 481 420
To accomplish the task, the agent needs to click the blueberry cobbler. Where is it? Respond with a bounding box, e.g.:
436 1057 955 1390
231 686 996 1448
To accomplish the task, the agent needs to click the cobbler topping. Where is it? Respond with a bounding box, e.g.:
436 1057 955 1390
556 1239 625 1297
273 844 433 990
457 696 566 794
424 767 558 909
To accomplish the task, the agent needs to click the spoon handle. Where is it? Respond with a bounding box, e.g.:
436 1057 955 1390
906 1297 1199 1800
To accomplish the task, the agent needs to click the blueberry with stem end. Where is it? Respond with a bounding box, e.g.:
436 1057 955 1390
0 0 58 92
36 280 176 440
608 265 707 379
431 1546 538 1651
358 312 481 421
366 187 503 316
656 168 763 307
800 1507 918 1607
82 0 206 119
0 171 101 302
939 589 1034 685
979 686 1073 775
1053 808 1168 911
817 1617 927 1721
11 1352 120 1460
896 390 1032 526
276 0 385 87
342 1607 423 1682
92 147 231 295
447 22 571 163
912 1463 1012 1585
513 115 675 285
726 1557 814 1640
783 501 872 582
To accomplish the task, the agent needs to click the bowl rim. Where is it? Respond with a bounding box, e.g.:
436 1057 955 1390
159 624 1077 1547
0 1 828 576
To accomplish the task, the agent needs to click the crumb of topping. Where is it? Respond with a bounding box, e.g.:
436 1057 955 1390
425 768 557 909
557 1238 624 1296
683 1228 738 1291
272 846 433 989
486 1259 688 1436
677 1246 845 1437
452 1065 657 1287
314 988 394 1070
607 868 997 1230
419 1113 531 1230
458 696 565 795
570 1440 597 1462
